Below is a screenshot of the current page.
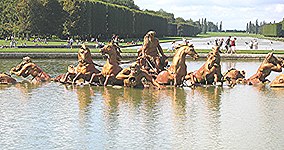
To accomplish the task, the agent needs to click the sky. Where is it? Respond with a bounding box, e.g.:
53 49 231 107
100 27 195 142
133 0 284 30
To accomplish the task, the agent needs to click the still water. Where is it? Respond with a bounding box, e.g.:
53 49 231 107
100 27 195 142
1 58 284 150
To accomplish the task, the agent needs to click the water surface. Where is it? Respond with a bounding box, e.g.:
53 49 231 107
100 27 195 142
1 59 284 150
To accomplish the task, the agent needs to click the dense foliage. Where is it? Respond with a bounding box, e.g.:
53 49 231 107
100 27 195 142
0 0 169 39
0 0 214 39
248 19 284 37
99 0 139 10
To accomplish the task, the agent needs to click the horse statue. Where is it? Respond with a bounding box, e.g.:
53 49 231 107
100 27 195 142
222 68 246 87
185 45 223 86
100 42 123 86
270 74 284 87
10 56 50 83
0 73 17 84
244 52 284 85
59 44 101 84
155 44 199 86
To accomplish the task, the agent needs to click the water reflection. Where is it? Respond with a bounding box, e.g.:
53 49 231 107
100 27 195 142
224 61 236 70
1 59 284 149
0 84 13 90
15 81 47 95
75 85 94 111
193 86 222 111
190 86 223 149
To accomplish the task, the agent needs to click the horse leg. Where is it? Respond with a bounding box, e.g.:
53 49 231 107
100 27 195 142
205 74 209 85
173 74 178 86
155 58 161 72
213 73 218 85
60 72 70 83
189 73 196 86
89 73 102 84
104 75 110 86
72 72 82 84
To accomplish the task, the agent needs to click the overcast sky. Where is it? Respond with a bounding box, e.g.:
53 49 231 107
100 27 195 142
133 0 284 30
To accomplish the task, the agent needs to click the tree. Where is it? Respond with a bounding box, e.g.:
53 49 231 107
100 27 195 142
15 0 32 38
0 0 19 37
100 0 139 10
157 9 175 23
207 21 218 32
61 0 81 37
175 17 186 24
186 18 194 25
202 18 207 34
255 19 259 34
219 21 222 31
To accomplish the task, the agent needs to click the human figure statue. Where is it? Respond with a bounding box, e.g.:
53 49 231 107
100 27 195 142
139 31 167 73
116 62 162 89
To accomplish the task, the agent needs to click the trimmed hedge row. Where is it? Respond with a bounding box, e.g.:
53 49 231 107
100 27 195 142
1 0 200 39
262 19 284 37
177 23 200 37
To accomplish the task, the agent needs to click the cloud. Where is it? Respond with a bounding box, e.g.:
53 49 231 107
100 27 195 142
133 0 284 30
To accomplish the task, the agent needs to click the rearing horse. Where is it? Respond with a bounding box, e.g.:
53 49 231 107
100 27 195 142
100 42 123 86
59 44 101 84
185 45 223 85
245 52 284 85
10 56 50 84
155 44 199 86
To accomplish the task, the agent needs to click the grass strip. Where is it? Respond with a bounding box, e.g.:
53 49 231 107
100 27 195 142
0 48 283 54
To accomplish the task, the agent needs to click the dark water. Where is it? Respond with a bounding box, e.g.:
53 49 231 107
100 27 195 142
1 58 284 150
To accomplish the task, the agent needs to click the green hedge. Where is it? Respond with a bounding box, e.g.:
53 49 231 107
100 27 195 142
177 23 200 36
262 23 282 37
167 23 177 36
0 0 199 39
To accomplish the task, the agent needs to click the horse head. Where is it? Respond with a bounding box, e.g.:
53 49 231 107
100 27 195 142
206 52 218 69
207 46 221 64
182 44 199 60
100 42 122 61
264 52 283 66
78 44 93 64
210 45 221 55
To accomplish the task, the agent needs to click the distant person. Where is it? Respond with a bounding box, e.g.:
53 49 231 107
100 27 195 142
270 41 274 50
249 40 253 49
113 35 119 46
69 38 74 50
253 39 258 50
225 36 231 53
169 41 177 51
182 38 187 44
229 37 237 54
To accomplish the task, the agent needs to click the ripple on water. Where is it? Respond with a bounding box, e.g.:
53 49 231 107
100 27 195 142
1 59 284 149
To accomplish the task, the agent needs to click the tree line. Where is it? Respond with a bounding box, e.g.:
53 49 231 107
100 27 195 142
246 19 284 37
0 0 220 40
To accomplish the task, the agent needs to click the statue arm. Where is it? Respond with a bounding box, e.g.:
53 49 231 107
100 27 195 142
143 71 162 89
157 41 166 57
141 38 149 56
260 63 282 72
93 62 103 67
116 69 131 80
271 63 282 72
11 63 34 76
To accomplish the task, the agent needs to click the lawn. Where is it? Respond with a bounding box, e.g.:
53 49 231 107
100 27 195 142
1 47 284 54
0 32 283 54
